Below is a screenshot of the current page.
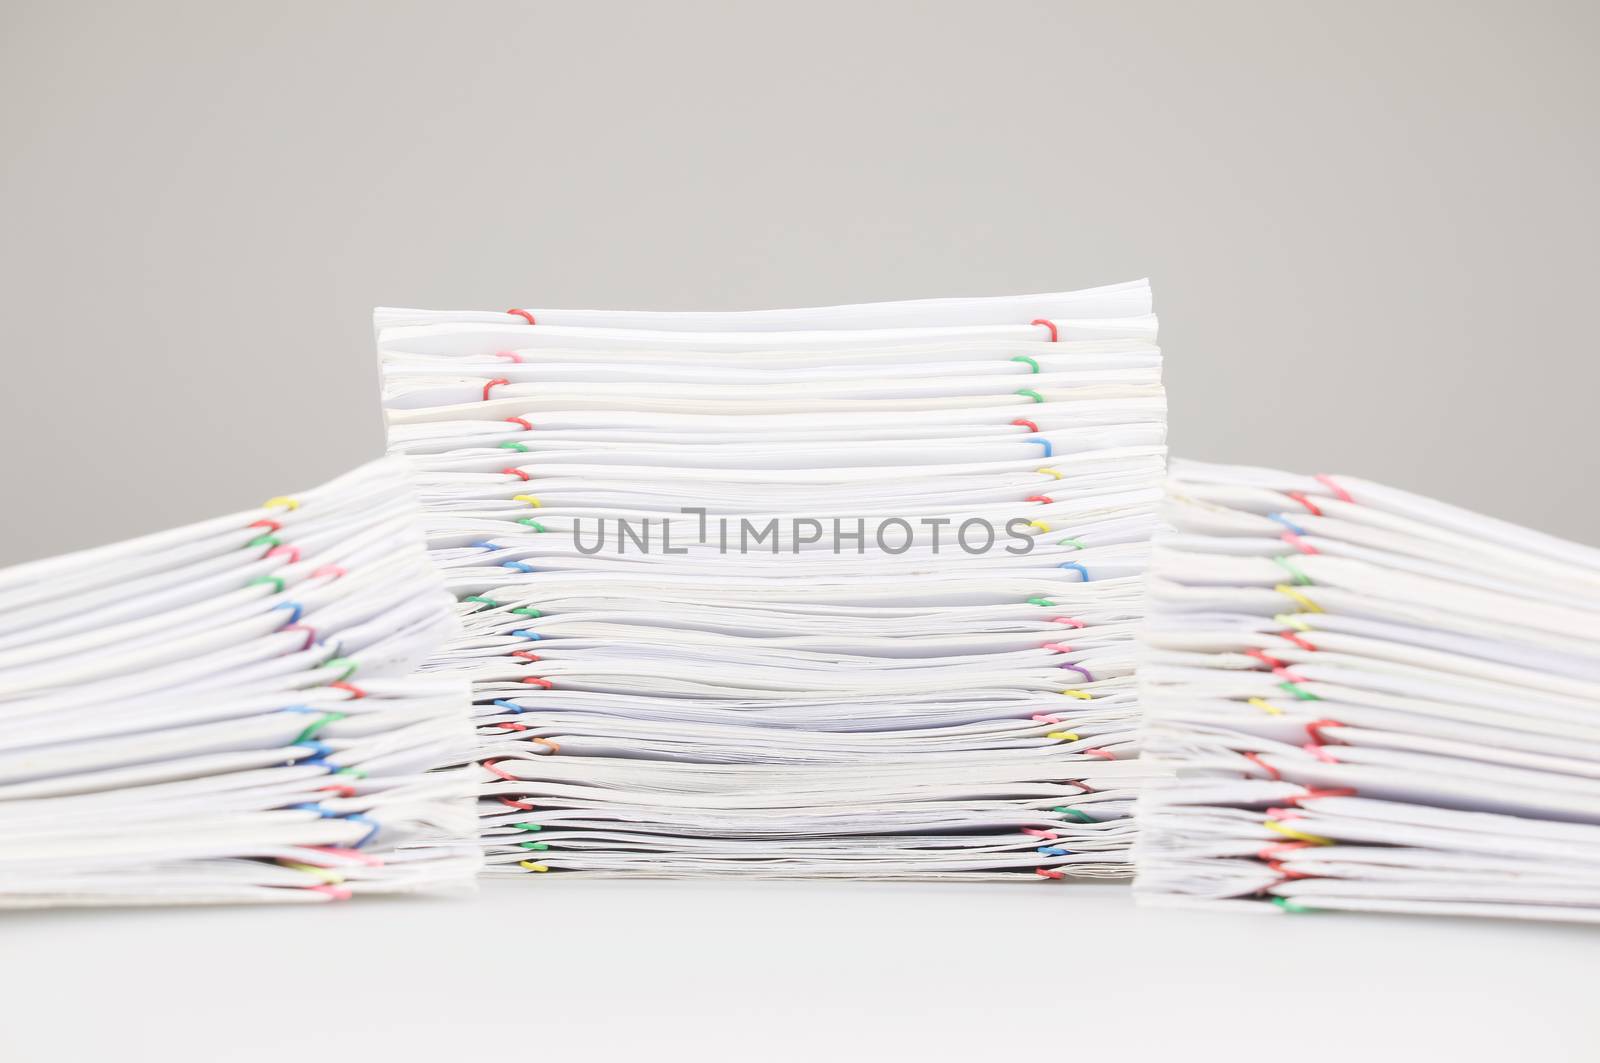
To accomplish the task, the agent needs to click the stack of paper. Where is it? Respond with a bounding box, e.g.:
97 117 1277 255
378 282 1168 879
0 459 480 907
1135 460 1600 921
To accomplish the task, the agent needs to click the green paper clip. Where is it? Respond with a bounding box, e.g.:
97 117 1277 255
1273 555 1312 586
294 711 347 744
322 657 357 682
1272 896 1316 914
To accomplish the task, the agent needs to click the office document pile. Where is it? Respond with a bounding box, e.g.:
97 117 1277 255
377 282 1169 879
1135 461 1600 922
0 460 479 906
11 282 1597 925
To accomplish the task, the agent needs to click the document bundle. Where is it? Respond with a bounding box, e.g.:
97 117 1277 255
11 279 1599 925
1135 460 1600 922
0 459 480 907
377 280 1169 879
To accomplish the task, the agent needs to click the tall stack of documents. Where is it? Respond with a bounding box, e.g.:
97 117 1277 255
378 282 1168 879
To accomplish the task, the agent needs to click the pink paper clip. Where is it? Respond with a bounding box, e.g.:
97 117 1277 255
1314 474 1353 503
308 884 353 901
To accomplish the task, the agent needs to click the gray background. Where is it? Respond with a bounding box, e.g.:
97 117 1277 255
2 0 1595 564
4 9 1599 1062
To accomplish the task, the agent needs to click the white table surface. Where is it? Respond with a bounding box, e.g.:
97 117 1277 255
5 878 1595 1062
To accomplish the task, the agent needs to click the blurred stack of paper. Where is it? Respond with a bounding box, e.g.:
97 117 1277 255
378 282 1168 879
1135 460 1600 921
0 459 479 907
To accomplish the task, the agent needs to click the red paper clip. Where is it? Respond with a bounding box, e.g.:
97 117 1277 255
1031 318 1059 342
1285 786 1357 806
1305 719 1343 745
482 758 520 782
1244 648 1287 669
506 309 537 325
1285 491 1323 517
1265 860 1312 880
1241 750 1281 781
1276 630 1317 651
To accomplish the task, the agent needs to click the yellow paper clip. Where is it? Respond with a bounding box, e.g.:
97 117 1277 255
1263 820 1334 846
1274 584 1323 613
1027 520 1052 534
263 495 300 511
513 494 543 508
518 861 550 872
1247 697 1284 717
1061 689 1093 700
1036 468 1064 480
1046 731 1081 741
281 861 344 885
1274 613 1312 631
